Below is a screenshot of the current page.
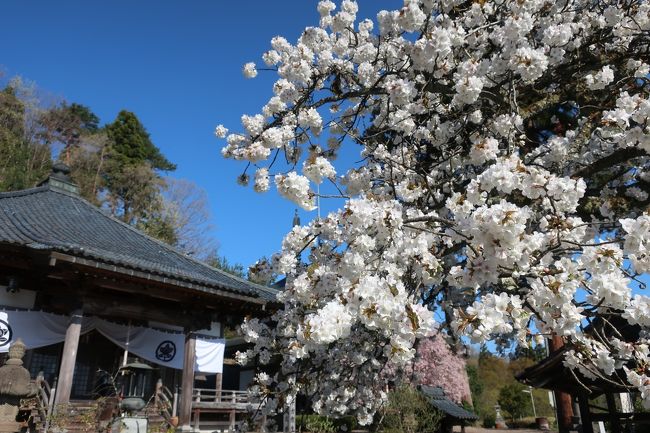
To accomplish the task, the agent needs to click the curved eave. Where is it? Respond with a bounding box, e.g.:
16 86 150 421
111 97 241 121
48 250 268 305
516 347 629 396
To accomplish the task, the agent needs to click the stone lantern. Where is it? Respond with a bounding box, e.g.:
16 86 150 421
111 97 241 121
0 339 37 433
112 361 154 433
494 403 508 429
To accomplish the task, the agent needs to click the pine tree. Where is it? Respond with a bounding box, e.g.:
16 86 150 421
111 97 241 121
106 110 175 170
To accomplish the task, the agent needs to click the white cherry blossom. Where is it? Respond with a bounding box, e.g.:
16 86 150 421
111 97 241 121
218 0 650 422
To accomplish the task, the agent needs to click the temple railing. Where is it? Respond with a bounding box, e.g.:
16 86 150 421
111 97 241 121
192 388 251 407
154 379 178 423
190 389 260 432
34 372 56 433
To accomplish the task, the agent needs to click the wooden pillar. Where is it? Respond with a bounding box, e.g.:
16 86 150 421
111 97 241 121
215 372 223 401
578 394 594 433
216 318 224 402
179 332 196 432
229 409 236 432
549 335 574 433
54 309 83 408
605 393 622 433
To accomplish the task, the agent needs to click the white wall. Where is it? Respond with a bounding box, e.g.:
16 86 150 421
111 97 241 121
0 288 36 309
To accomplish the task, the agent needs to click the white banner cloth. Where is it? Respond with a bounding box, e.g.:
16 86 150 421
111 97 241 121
194 337 226 374
0 310 69 351
93 319 187 370
0 309 225 373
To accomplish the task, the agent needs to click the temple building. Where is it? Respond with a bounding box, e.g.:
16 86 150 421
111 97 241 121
0 164 277 432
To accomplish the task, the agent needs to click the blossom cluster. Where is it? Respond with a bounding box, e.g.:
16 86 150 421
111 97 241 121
412 334 473 404
218 0 650 422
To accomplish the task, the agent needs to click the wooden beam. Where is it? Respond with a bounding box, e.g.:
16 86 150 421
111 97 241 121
43 261 268 318
0 245 269 319
49 251 267 305
80 296 212 330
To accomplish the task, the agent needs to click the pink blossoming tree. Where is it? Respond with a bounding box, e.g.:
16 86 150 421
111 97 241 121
413 335 472 405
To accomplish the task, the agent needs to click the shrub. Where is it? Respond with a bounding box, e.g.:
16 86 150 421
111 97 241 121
380 386 443 433
333 416 357 432
498 383 531 422
297 415 336 433
482 413 496 428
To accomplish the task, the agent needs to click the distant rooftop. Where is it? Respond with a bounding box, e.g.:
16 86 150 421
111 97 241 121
0 165 278 302
418 385 478 421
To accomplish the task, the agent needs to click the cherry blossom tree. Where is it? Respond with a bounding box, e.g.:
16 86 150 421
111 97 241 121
217 0 650 424
413 334 472 405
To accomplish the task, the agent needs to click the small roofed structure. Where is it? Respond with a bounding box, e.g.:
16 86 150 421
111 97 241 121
418 385 478 433
517 318 646 433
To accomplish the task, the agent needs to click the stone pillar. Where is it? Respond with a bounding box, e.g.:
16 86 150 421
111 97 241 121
178 332 196 432
54 309 83 408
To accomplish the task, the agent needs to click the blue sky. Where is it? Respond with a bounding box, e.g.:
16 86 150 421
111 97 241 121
3 1 647 296
0 1 394 267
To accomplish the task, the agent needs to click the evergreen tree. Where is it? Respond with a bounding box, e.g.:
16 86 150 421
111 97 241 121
105 110 175 170
206 253 246 279
101 110 175 228
465 364 483 415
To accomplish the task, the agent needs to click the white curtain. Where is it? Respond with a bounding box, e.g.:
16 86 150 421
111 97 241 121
0 310 69 351
0 309 225 373
194 337 225 374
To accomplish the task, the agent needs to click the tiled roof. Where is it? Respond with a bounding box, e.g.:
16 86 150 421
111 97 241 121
0 183 278 302
418 385 479 421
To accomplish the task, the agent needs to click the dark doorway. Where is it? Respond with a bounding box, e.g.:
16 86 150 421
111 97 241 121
27 342 63 386
71 330 123 399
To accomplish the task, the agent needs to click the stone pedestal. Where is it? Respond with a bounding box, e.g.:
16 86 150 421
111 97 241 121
0 403 20 433
0 339 37 433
